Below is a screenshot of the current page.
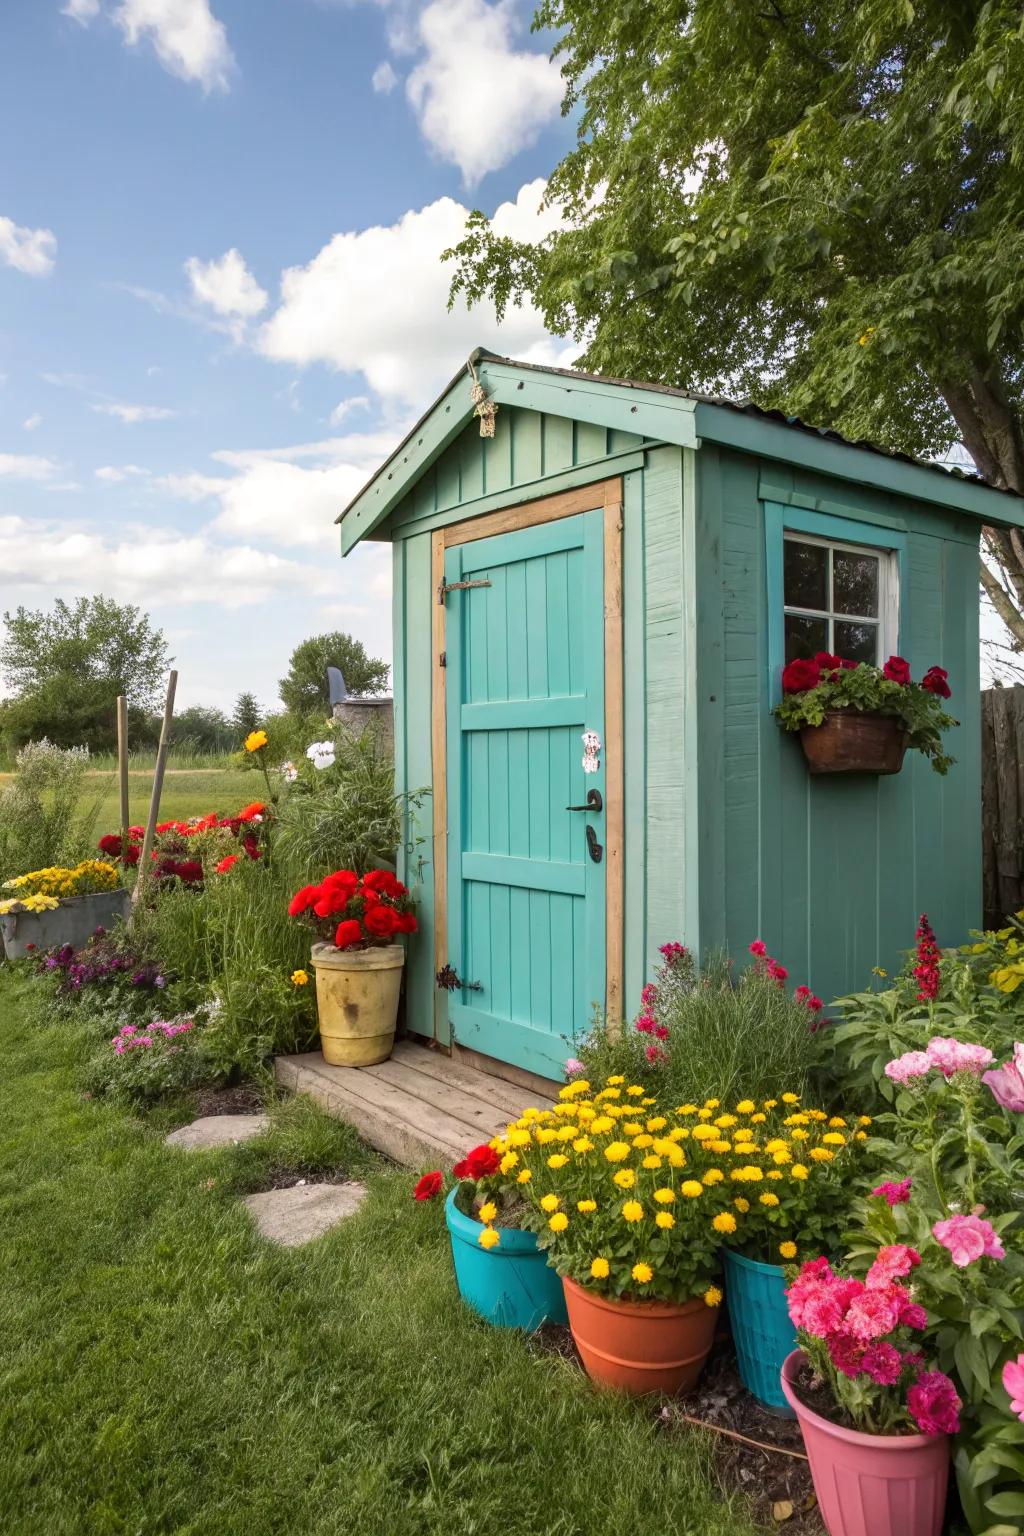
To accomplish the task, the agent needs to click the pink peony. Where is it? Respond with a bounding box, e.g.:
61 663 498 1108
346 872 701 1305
845 1287 903 1341
925 1035 994 1078
885 1050 933 1084
932 1212 1006 1268
907 1371 961 1436
872 1177 912 1206
862 1341 903 1386
866 1245 921 1288
1003 1354 1024 1423
983 1041 1024 1113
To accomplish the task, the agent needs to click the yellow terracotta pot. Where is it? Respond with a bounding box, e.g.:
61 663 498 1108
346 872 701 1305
310 941 405 1066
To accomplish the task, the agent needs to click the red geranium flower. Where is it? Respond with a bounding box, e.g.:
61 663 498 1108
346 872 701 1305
361 868 405 899
781 657 821 693
394 909 418 934
236 801 265 823
123 846 140 866
452 1144 501 1180
98 833 123 854
413 1170 443 1202
288 884 319 916
241 834 261 861
921 665 951 699
882 655 912 685
363 903 398 938
216 855 238 874
175 859 204 885
813 652 844 672
334 918 363 949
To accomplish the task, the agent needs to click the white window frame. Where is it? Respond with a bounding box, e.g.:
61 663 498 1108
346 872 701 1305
782 530 899 665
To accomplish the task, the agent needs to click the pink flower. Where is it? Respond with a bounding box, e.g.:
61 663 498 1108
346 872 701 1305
862 1341 903 1386
907 1371 961 1436
866 1245 921 1287
872 1177 912 1206
748 939 767 957
806 994 823 1012
767 960 789 983
658 941 687 963
899 1302 928 1331
827 1331 867 1378
635 1013 656 1035
983 1041 1024 1113
932 1212 1006 1268
564 1057 585 1078
846 1287 903 1341
884 1050 933 1084
926 1036 994 1078
640 983 658 1008
794 984 810 1001
803 1290 847 1336
644 1043 666 1065
1003 1354 1024 1422
654 1024 669 1041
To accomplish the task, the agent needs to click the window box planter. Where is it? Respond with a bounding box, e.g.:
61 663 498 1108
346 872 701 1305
798 710 909 775
310 941 404 1067
0 888 130 961
722 1249 796 1415
780 1349 950 1536
444 1186 568 1330
562 1275 717 1396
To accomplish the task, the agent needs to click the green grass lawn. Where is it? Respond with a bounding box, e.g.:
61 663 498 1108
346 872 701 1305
0 766 260 832
0 972 762 1536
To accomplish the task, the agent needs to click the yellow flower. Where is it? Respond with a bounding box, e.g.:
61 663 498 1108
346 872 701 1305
641 1097 657 1107
772 1149 792 1165
763 1099 778 1110
540 1193 560 1212
810 1147 834 1163
781 1093 800 1105
613 1168 636 1190
596 1086 621 1101
290 969 309 986
733 1197 750 1213
478 1201 497 1223
516 1169 532 1184
548 1212 569 1233
626 1085 645 1097
642 1155 663 1171
632 1133 654 1149
858 1115 872 1127
709 1139 732 1154
790 1163 809 1180
603 1140 631 1162
759 1192 780 1207
791 1128 809 1141
577 1199 597 1213
855 1131 867 1142
535 1128 558 1145
590 1116 615 1135
828 1116 847 1128
631 1262 653 1285
696 1108 713 1121
573 1137 594 1154
822 1132 846 1147
244 729 268 752
622 1122 643 1136
621 1200 644 1223
478 1227 500 1250
705 1099 720 1110
750 1112 766 1124
507 1128 532 1148
546 1154 568 1171
606 1075 625 1086
646 1116 667 1132
702 1169 724 1186
779 1241 798 1260
766 1169 784 1181
712 1211 737 1235
680 1180 703 1199
690 1123 716 1141
703 1286 723 1308
735 1100 755 1115
499 1153 518 1175
714 1113 737 1129
733 1128 754 1144
654 1187 676 1204
655 1210 675 1230
590 1257 610 1279
676 1104 698 1116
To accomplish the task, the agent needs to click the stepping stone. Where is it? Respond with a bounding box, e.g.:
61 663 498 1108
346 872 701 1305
164 1113 270 1150
242 1181 368 1247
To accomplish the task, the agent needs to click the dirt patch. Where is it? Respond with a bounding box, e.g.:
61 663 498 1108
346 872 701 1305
246 1164 352 1192
193 1082 264 1117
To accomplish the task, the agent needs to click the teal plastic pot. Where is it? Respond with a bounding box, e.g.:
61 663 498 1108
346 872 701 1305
445 1187 568 1330
723 1248 797 1415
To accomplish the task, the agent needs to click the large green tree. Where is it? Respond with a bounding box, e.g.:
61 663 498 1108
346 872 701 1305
279 632 390 714
448 0 1024 640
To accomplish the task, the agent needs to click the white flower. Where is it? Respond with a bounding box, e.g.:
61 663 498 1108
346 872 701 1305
305 739 335 771
280 760 298 783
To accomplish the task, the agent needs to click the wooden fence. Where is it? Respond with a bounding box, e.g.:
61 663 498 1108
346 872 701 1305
982 686 1024 929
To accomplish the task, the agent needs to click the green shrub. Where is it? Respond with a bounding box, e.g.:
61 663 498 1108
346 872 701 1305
0 739 106 879
575 943 827 1104
82 1015 219 1106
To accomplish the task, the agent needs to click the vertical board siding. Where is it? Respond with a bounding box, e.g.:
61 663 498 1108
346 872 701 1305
701 446 983 1004
622 468 648 1014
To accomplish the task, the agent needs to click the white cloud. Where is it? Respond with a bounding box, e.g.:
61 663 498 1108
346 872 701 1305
91 402 177 423
372 60 398 94
22 414 42 431
258 180 572 402
0 453 59 481
0 216 57 276
185 248 267 317
405 0 563 184
329 395 371 426
112 0 234 91
62 0 101 21
95 463 150 481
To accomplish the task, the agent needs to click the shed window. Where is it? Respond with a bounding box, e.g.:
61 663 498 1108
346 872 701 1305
783 533 896 665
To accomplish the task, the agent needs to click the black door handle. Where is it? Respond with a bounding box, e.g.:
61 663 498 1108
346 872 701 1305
586 825 603 863
566 788 603 813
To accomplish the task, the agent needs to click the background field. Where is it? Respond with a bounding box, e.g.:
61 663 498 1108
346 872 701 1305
0 765 259 830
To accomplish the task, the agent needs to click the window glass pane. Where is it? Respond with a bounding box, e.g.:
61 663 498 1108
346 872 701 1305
833 549 879 617
834 620 879 664
785 613 828 662
784 539 827 612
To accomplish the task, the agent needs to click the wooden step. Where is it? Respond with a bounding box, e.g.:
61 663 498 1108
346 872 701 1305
275 1038 557 1169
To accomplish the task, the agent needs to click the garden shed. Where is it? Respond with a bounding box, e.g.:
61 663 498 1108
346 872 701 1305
338 349 1024 1084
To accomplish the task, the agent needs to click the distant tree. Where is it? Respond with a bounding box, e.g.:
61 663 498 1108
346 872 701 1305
231 691 262 739
0 596 171 752
279 632 390 714
169 705 234 754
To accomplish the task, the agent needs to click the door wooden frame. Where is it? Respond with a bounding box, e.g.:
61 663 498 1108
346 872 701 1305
430 476 625 1049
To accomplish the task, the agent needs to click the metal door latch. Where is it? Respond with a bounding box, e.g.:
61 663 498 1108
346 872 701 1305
566 788 603 813
436 964 483 992
437 578 492 604
585 825 603 863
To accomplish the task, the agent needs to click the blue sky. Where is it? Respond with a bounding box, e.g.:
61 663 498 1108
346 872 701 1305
0 0 576 714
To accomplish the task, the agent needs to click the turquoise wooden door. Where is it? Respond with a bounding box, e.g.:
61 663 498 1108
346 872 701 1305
444 512 607 1080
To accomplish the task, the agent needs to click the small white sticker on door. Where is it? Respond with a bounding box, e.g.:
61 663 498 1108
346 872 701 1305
581 729 602 775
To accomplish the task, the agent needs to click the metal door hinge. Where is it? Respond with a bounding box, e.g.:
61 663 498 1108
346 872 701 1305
439 651 446 668
437 577 492 604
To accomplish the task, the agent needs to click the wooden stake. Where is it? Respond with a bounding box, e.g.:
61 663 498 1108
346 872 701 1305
132 670 177 911
116 695 130 848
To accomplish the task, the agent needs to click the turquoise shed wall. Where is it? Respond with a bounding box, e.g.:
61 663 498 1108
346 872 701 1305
388 408 670 1046
693 444 983 1005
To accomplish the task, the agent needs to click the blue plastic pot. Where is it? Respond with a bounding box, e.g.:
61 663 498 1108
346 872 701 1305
444 1187 568 1330
723 1248 797 1415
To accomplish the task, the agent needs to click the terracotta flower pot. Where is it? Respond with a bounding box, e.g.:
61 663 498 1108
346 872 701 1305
310 941 404 1066
563 1275 717 1395
780 1350 950 1536
798 710 909 775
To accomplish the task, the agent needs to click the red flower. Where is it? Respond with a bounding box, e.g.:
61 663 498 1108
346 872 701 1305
361 869 405 899
288 884 318 916
452 1143 501 1180
334 919 363 949
413 1170 443 1202
921 666 951 699
363 902 398 938
236 801 265 823
781 657 821 694
123 846 140 866
241 834 261 861
98 833 123 854
128 825 144 839
813 652 844 672
839 658 860 670
173 859 204 885
882 655 911 685
913 913 941 1002
215 855 238 874
394 909 418 934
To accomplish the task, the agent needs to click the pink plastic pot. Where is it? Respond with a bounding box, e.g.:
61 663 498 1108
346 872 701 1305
780 1351 950 1536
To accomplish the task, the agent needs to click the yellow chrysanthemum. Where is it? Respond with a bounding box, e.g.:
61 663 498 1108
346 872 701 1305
478 1227 500 1250
516 1169 532 1184
790 1164 809 1180
590 1257 610 1279
573 1137 595 1154
779 1241 798 1260
781 1093 800 1105
641 1155 662 1172
763 1099 778 1110
290 969 309 986
858 1115 872 1127
478 1201 497 1223
822 1132 846 1147
759 1192 780 1207
590 1116 615 1135
690 1123 716 1141
626 1085 645 1097
547 1154 569 1170
244 729 268 752
577 1199 597 1213
631 1262 653 1284
613 1168 636 1190
655 1210 674 1230
735 1100 755 1115
606 1075 625 1086
733 1197 750 1213
507 1128 532 1148
680 1180 703 1199
622 1122 643 1136
646 1116 667 1132
696 1108 713 1121
535 1128 558 1145
705 1099 720 1110
676 1104 698 1116
766 1169 784 1181
703 1286 723 1308
653 1187 676 1204
791 1128 809 1141
750 1112 767 1124
548 1212 569 1233
499 1153 518 1174
712 1211 737 1234
702 1168 724 1186
540 1193 560 1212
733 1128 754 1144
621 1201 644 1223
632 1133 654 1149
713 1114 738 1129
603 1141 631 1163
810 1147 834 1163
709 1139 732 1155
